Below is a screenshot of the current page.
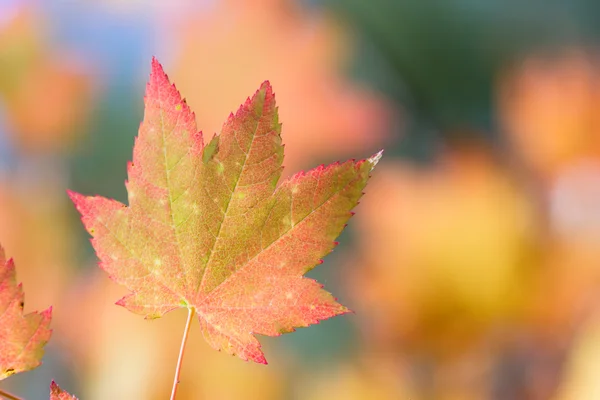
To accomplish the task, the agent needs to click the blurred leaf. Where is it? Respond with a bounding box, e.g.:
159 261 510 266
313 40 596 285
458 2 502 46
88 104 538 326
0 245 52 380
4 59 92 153
497 49 600 178
0 5 92 154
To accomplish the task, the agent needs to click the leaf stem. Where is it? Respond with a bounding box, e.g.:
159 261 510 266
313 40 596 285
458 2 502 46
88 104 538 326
170 306 195 400
0 389 24 400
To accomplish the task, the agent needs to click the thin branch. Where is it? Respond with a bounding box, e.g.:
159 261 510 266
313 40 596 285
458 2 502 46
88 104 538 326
170 307 195 400
0 388 24 400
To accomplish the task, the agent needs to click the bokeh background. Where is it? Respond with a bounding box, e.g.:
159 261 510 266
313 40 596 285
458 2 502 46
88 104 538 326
1 0 600 399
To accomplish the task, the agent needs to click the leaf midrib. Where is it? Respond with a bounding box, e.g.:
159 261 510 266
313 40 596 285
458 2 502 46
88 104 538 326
197 104 264 294
159 103 188 297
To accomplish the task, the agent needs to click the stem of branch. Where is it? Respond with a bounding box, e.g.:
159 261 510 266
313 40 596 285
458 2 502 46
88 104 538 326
170 306 195 400
0 389 24 400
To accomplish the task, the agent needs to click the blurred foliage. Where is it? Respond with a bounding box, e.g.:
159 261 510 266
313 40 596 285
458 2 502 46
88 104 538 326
321 0 600 151
497 49 600 178
0 5 92 154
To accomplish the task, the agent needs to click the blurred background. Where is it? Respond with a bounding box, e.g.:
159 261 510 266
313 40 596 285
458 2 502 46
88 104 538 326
1 0 600 399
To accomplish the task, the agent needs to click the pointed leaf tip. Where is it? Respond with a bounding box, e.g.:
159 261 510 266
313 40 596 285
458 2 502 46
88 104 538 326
66 190 86 211
50 381 78 399
42 306 53 318
149 57 169 86
65 189 77 201
369 150 383 170
254 81 273 102
151 56 162 72
260 80 272 91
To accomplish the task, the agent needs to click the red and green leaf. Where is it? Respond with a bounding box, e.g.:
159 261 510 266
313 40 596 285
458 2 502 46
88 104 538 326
69 58 380 363
0 245 52 380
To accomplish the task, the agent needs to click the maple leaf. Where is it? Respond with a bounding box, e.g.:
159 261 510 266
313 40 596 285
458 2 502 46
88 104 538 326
50 381 78 400
0 245 52 380
69 58 380 363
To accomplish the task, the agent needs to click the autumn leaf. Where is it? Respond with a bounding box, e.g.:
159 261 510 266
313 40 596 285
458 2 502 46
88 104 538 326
0 244 52 380
69 58 380 364
50 381 78 400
